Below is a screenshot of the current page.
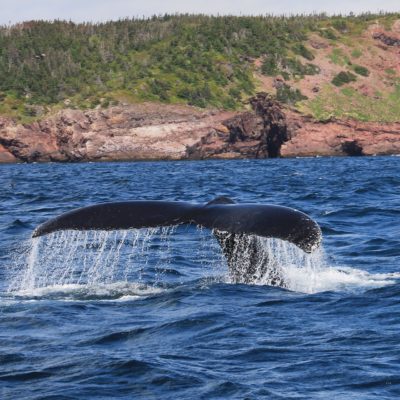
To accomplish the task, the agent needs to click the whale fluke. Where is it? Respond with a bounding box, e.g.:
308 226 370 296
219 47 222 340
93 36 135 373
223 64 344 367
32 197 321 253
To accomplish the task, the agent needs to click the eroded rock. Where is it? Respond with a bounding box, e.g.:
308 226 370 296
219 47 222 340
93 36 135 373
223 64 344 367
0 104 235 162
373 32 400 47
1 97 400 162
188 93 289 159
281 111 400 157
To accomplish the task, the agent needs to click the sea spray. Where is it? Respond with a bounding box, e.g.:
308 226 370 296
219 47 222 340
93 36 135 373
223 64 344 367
10 227 326 294
7 226 222 296
255 238 328 293
262 238 327 292
217 235 398 294
218 234 328 291
7 228 398 298
251 238 399 293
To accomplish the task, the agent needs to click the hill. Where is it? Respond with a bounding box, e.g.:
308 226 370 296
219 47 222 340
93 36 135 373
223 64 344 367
0 13 399 123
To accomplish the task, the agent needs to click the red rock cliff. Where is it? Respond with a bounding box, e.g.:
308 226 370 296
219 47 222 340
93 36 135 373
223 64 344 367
0 95 399 163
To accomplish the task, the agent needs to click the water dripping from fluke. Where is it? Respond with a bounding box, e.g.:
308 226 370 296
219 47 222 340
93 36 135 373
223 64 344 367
6 227 224 300
8 228 170 299
6 228 398 299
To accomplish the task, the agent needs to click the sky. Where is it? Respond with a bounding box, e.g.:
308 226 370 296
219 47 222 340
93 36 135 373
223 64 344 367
0 0 399 25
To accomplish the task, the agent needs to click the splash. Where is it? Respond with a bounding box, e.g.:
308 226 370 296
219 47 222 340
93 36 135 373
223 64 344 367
241 237 398 294
6 228 398 298
8 227 171 295
7 226 222 299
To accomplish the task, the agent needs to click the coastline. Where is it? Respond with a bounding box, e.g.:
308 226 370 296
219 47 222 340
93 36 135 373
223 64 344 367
1 94 400 163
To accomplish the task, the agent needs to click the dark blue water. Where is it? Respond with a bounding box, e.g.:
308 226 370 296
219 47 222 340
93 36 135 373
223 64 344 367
1 157 400 399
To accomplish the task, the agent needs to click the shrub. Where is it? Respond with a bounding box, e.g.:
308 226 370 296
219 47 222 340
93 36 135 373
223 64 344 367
292 44 315 61
353 65 370 77
385 68 396 76
283 58 320 77
332 71 357 86
276 84 307 105
351 49 362 58
228 87 241 100
329 48 351 66
176 84 213 108
320 29 337 40
148 79 173 101
304 63 321 75
332 19 348 33
261 56 279 76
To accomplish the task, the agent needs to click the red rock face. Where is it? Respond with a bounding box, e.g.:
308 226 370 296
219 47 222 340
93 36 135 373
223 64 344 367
187 93 289 159
0 144 17 163
0 104 235 162
0 97 399 163
281 111 400 157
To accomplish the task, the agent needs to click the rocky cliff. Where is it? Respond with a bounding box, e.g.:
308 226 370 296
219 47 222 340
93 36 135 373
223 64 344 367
188 93 400 159
0 104 235 162
281 112 400 157
187 93 289 159
0 94 399 163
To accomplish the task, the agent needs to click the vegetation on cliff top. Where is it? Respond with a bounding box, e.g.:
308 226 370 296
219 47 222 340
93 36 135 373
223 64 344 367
0 13 399 123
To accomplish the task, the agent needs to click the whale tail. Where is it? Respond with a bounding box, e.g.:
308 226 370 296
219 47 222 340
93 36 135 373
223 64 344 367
32 197 322 253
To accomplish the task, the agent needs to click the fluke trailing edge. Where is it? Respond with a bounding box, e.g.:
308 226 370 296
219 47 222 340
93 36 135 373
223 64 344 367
32 197 322 253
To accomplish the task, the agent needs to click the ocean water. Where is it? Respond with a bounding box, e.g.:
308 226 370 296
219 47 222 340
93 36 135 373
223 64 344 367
0 157 399 399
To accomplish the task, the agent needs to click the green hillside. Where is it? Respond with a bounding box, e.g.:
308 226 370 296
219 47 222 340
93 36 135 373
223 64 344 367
0 13 399 122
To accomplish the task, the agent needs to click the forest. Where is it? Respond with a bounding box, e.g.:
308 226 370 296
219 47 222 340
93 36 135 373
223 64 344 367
0 13 399 121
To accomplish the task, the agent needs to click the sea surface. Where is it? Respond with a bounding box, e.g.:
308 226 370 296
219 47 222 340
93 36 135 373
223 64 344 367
1 157 400 399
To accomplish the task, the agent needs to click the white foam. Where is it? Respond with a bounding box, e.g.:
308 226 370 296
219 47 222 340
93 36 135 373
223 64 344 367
12 281 164 301
282 265 399 294
248 238 398 294
223 239 400 294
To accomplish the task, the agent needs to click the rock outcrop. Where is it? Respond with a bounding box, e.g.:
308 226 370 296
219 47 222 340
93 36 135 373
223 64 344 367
187 93 289 159
373 32 400 47
281 111 400 157
0 143 17 162
0 104 235 162
0 95 399 163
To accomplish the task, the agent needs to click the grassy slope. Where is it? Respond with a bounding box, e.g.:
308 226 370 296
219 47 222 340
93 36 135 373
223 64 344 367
0 14 399 123
254 15 400 122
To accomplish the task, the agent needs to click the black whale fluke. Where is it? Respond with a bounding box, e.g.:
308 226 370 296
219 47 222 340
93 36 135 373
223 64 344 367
32 197 322 253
